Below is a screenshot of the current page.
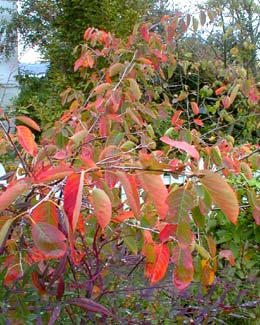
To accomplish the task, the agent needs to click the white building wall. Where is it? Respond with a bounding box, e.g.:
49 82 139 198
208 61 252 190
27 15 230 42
0 0 19 109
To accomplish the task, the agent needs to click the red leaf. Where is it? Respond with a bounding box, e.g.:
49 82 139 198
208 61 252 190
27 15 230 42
249 87 259 103
201 170 239 224
117 172 140 218
17 125 38 157
32 201 58 227
172 247 194 291
190 102 199 115
31 271 46 295
92 189 112 228
138 173 168 219
69 298 114 318
160 137 199 160
159 224 177 242
219 250 235 266
150 244 170 284
32 222 67 259
64 172 85 232
253 205 260 226
140 25 150 41
34 165 73 183
0 178 31 213
3 255 21 286
84 27 95 40
194 118 204 127
16 115 41 132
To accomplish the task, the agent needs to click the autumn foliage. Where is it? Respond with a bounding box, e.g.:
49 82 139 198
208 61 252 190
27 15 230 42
0 12 259 322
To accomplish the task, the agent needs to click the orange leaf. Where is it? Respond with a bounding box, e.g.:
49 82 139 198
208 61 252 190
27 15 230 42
0 178 31 213
138 173 168 219
160 137 199 160
17 125 38 157
219 250 235 266
64 172 85 232
86 53 94 68
32 201 58 227
16 115 41 132
215 85 226 96
117 172 140 218
201 259 215 286
32 222 67 259
171 110 182 125
201 170 239 224
92 189 112 228
190 102 199 115
150 243 170 284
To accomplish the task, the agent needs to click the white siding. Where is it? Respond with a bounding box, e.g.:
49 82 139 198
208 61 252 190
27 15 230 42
0 0 19 109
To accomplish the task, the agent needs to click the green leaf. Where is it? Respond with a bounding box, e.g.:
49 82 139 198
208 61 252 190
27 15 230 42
192 17 199 31
176 222 192 249
229 84 240 105
192 206 205 228
124 232 137 255
167 187 194 223
199 11 206 26
0 217 19 253
195 244 211 260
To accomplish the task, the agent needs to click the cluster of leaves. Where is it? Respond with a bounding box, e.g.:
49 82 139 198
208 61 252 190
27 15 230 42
0 12 259 323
